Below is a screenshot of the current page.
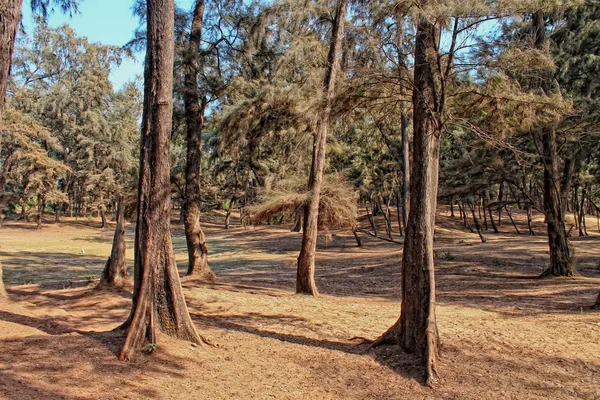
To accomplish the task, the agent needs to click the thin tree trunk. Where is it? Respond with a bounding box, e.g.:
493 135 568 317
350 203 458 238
297 0 348 296
101 196 129 287
381 195 393 240
100 204 107 229
527 205 535 236
366 203 377 236
488 205 499 233
396 193 404 236
182 0 215 281
498 182 504 226
292 210 302 232
482 194 488 230
468 202 486 243
533 12 575 278
450 201 455 217
395 9 410 232
372 15 441 385
119 0 206 361
224 197 235 229
352 230 362 247
579 185 587 236
594 291 600 309
0 262 6 299
462 203 474 232
574 184 580 229
505 205 520 234
36 195 43 230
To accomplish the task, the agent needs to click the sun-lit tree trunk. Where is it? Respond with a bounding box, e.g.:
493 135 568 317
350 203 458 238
100 196 129 287
533 12 575 278
394 10 410 232
296 0 348 296
119 0 205 360
373 13 441 386
182 0 215 281
0 0 22 126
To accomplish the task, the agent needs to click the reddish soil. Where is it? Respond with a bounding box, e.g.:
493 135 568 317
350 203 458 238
0 207 599 399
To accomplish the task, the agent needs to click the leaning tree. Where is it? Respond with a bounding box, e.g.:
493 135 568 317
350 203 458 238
119 0 207 360
296 0 349 296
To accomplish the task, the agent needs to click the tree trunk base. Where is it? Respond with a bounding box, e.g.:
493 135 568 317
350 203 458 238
183 268 217 283
370 319 440 387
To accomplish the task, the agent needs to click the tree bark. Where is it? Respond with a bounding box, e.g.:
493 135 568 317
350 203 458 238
0 262 6 299
594 291 600 309
182 0 215 281
578 185 587 236
119 0 205 361
100 197 129 287
468 202 486 243
292 210 302 232
372 14 441 385
296 0 348 296
224 197 235 229
505 205 520 234
527 205 535 236
100 203 107 229
0 0 22 131
533 12 575 278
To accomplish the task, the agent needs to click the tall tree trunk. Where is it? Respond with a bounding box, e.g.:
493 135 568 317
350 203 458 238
498 182 504 226
578 184 588 236
296 0 348 296
119 0 206 361
0 0 22 131
100 197 129 287
395 10 410 231
395 193 404 236
533 12 575 278
372 15 441 385
182 0 215 281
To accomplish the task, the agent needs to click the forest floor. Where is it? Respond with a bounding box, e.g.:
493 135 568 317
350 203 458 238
0 207 599 399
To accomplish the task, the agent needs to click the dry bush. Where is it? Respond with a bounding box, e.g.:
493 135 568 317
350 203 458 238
249 174 358 231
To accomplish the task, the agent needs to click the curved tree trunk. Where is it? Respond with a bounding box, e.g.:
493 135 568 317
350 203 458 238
100 197 129 287
182 0 215 281
296 0 348 296
119 0 205 361
372 15 441 386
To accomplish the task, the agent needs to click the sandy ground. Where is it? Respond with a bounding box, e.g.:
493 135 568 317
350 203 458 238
0 208 599 399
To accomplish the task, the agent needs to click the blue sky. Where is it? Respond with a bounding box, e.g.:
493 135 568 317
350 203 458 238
20 0 194 89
